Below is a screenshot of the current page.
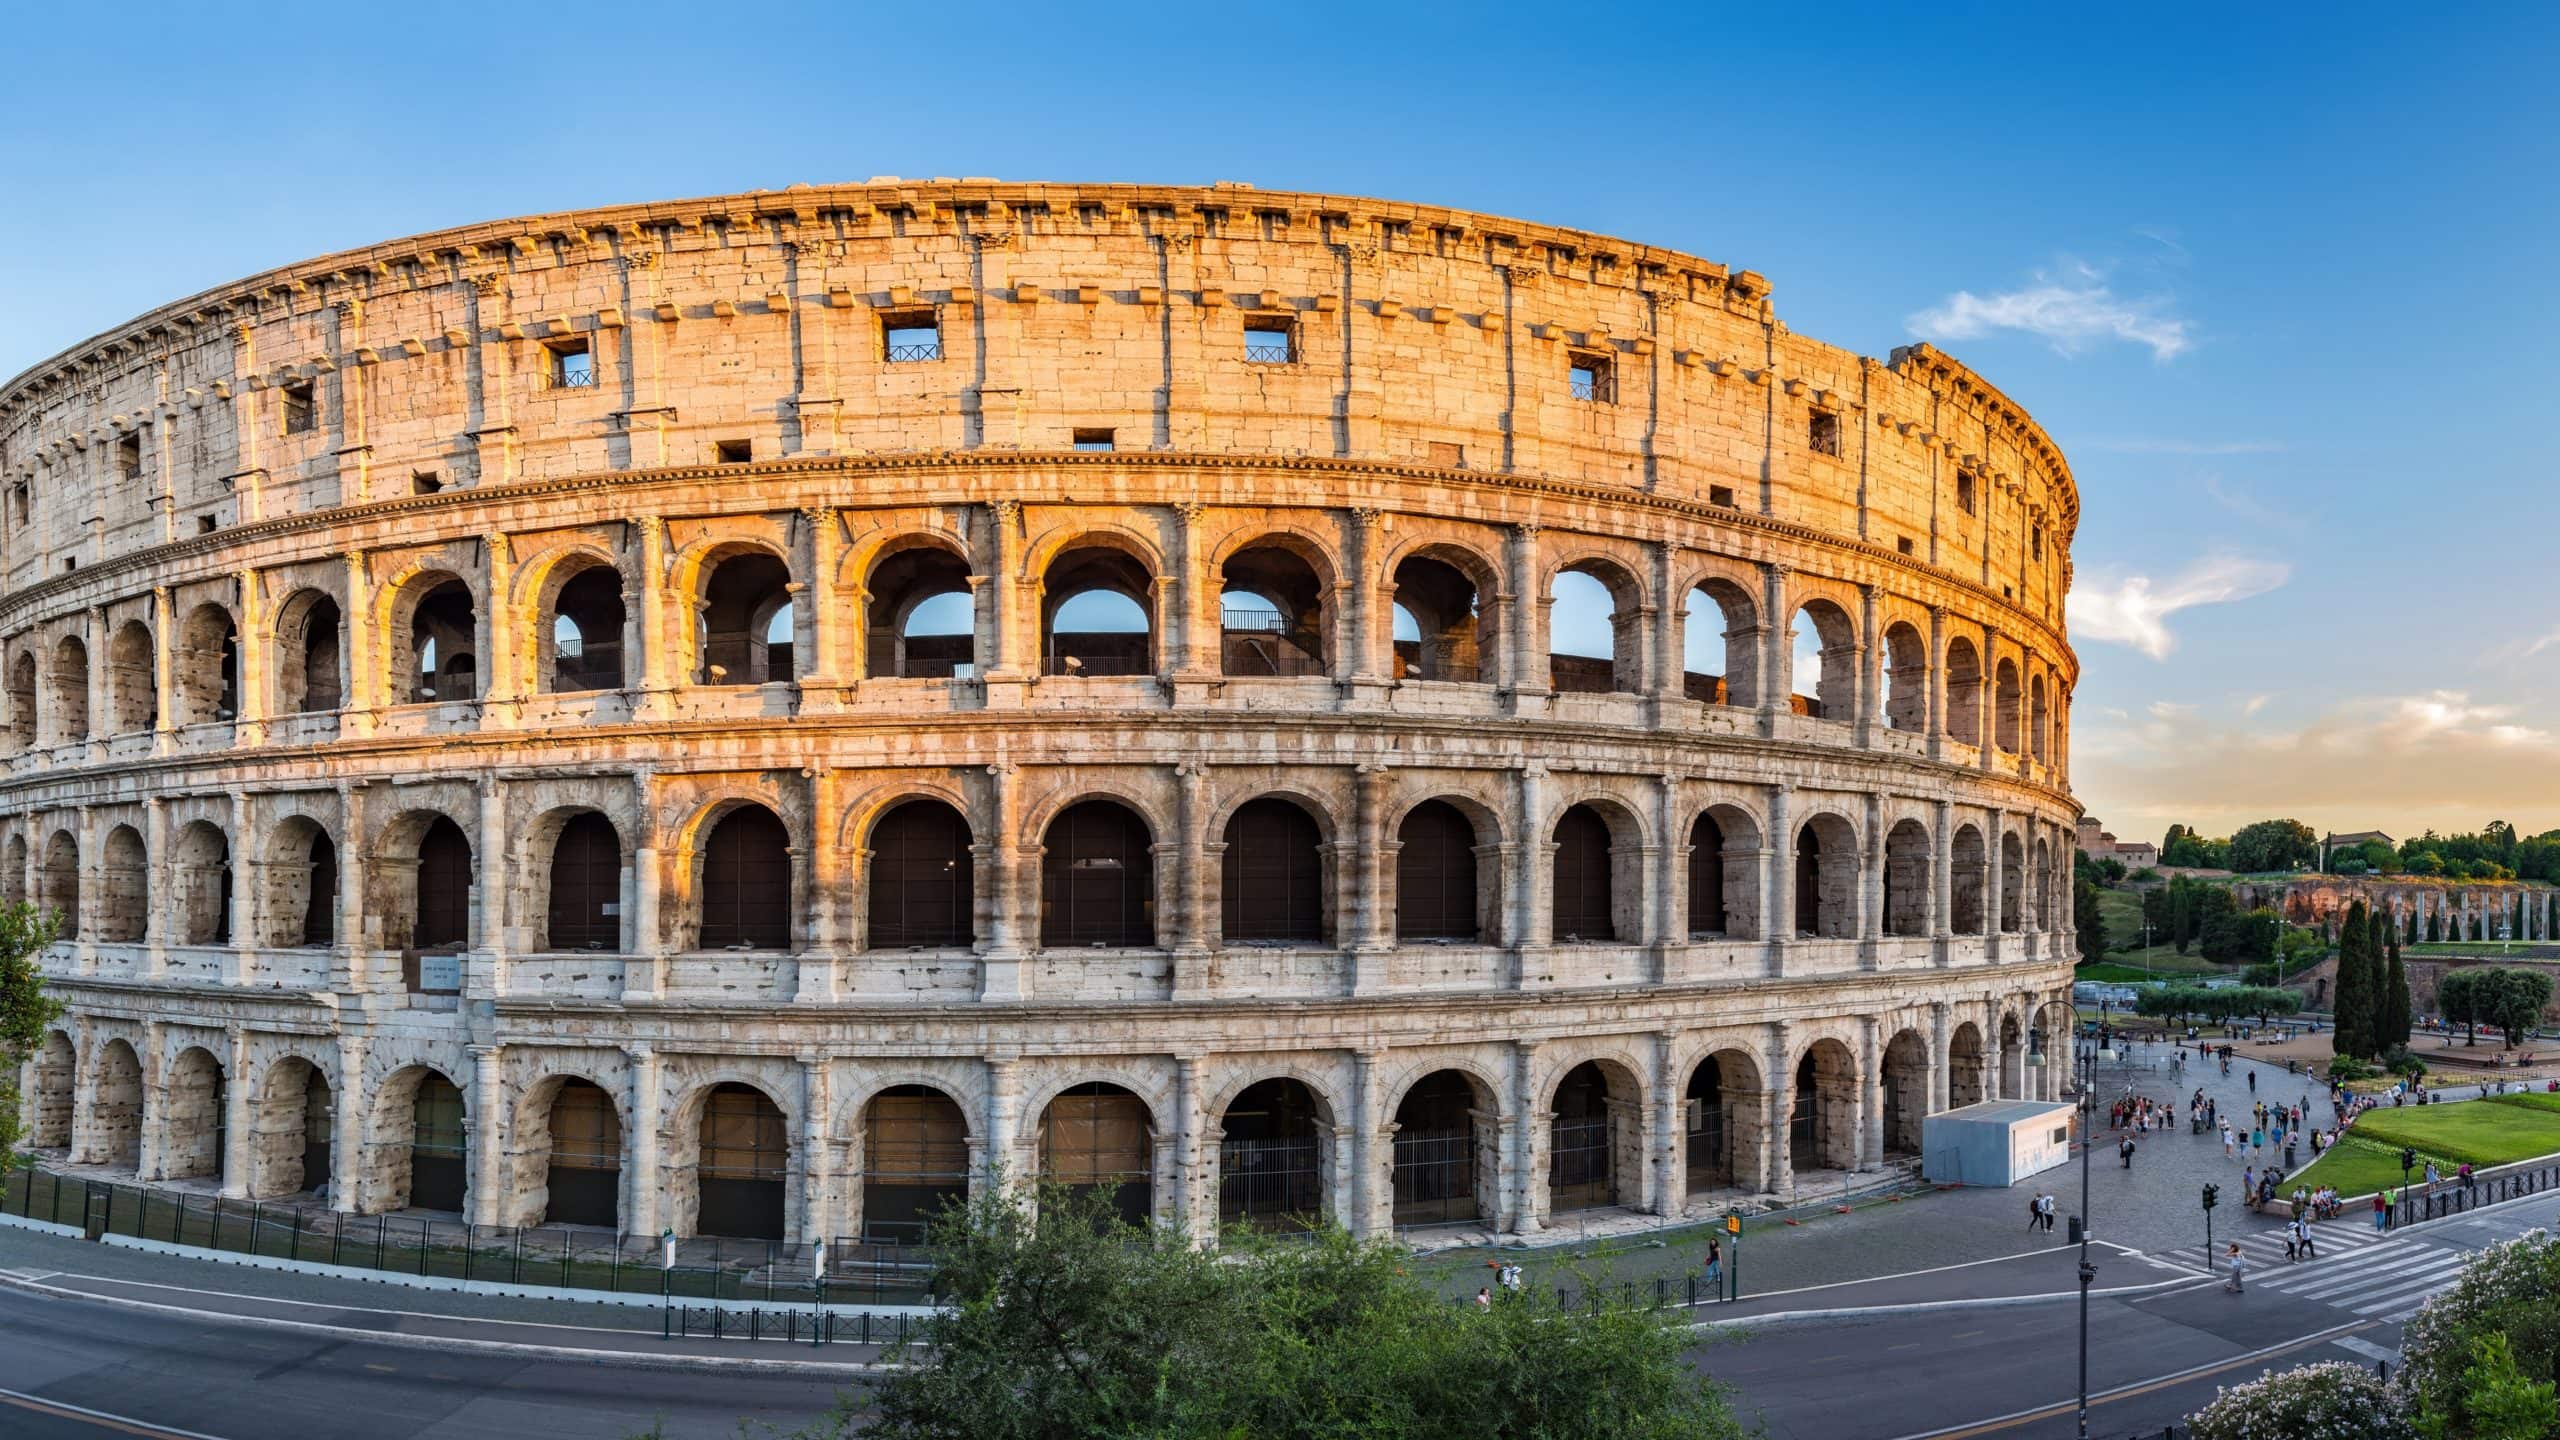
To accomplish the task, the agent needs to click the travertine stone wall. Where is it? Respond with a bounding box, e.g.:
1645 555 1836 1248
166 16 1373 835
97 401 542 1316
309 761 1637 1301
7 183 2079 1247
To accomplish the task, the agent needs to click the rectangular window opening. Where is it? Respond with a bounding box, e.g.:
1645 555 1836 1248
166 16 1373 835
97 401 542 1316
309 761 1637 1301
1708 484 1735 509
1243 315 1296 364
1427 440 1465 469
546 338 595 389
412 471 444 496
715 439 754 465
281 381 316 436
882 310 943 363
62 557 77 572
198 515 219 535
1957 471 1978 516
1071 428 1116 452
1896 536 1914 556
1809 410 1842 457
1568 351 1615 404
116 433 143 481
8 485 26 527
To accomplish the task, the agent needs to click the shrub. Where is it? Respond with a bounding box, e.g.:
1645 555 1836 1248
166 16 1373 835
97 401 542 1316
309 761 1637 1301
2397 1228 2560 1430
2188 1361 2412 1440
2328 1056 2379 1083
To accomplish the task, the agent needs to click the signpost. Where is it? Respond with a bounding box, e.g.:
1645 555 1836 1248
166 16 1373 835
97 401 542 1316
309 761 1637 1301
660 1227 676 1340
811 1237 828 1348
1724 1212 1742 1302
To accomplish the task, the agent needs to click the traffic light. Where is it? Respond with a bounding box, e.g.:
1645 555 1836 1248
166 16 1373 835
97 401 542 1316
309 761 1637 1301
2401 1148 2417 1177
2202 1183 2218 1212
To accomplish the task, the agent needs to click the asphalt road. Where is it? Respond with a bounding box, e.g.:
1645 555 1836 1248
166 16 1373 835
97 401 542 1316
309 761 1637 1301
0 1282 855 1439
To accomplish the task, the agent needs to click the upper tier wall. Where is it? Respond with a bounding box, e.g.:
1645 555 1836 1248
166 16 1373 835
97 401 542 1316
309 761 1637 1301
0 182 2075 621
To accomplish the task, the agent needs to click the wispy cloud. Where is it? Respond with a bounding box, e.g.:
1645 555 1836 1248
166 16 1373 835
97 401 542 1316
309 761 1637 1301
2066 552 2290 660
1908 262 2193 362
2083 438 2285 457
2242 694 2271 717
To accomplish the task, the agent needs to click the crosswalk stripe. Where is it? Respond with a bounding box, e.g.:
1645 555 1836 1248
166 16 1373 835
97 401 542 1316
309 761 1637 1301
2306 1260 2465 1307
2351 1269 2473 1314
2267 1252 2461 1299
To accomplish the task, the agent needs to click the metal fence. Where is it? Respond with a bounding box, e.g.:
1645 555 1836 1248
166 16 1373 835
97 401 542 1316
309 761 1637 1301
2390 1158 2560 1228
1 1166 937 1307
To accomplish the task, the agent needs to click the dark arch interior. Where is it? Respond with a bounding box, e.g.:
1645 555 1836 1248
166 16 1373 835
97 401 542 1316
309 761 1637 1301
547 812 622 951
1549 1061 1619 1211
410 1071 467 1213
295 596 343 712
1041 545 1155 678
415 816 473 950
1220 798 1322 943
1394 800 1478 941
1042 1081 1152 1225
868 801 974 948
1040 801 1153 948
300 830 338 947
544 1078 622 1227
699 552 794 685
1391 1070 1481 1225
410 581 477 703
701 806 791 949
1550 804 1615 942
1685 1057 1731 1191
1218 1077 1323 1230
551 566 627 692
862 1085 969 1244
696 1083 788 1241
1218 545 1325 677
1687 812 1726 937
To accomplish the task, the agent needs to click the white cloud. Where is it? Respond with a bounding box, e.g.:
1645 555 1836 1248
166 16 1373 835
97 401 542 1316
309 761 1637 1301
2242 694 2271 717
1909 267 2193 362
2066 553 2291 660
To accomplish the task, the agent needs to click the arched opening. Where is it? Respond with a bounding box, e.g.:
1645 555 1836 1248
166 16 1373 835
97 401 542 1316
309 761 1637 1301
409 1070 468 1212
50 634 89 743
699 805 792 950
1998 1013 2025 1099
1882 621 1927 732
6 651 36 750
1948 1022 1986 1108
1041 543 1154 677
863 542 974 680
414 816 474 951
2037 839 2060 931
97 824 148 944
1883 820 1931 937
1788 600 1855 720
1039 800 1154 948
174 820 231 945
1951 825 1987 933
1220 797 1324 944
539 1078 623 1228
861 1085 969 1244
2029 675 2050 762
694 1083 789 1241
1550 802 1619 943
1547 562 1639 694
176 604 239 724
1687 812 1727 937
1549 1060 1635 1212
1219 542 1326 677
85 1040 143 1171
275 591 343 713
106 620 154 733
1683 581 1757 707
162 1046 226 1181
250 1058 331 1199
548 565 627 693
1392 1070 1489 1225
1390 550 1494 684
1394 800 1481 942
1994 659 2022 755
1882 1030 1929 1156
405 579 479 704
1217 1077 1325 1231
28 1031 75 1149
1944 638 1983 746
697 550 794 685
866 800 974 948
1793 814 1859 939
545 812 623 951
40 830 79 940
264 820 337 948
2000 832 2024 933
1791 1041 1858 1175
1684 1050 1761 1195
1040 1082 1153 1225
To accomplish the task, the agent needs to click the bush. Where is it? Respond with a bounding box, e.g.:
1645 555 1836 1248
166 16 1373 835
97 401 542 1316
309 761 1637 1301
2397 1228 2560 1431
2188 1361 2412 1440
2329 1056 2379 1083
2386 1049 2428 1079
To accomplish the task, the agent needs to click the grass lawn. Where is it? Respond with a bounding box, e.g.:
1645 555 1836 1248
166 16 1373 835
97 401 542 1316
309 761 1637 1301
2406 942 2554 957
2287 1095 2560 1199
2488 1091 2560 1116
2287 1135 2427 1200
2087 887 2225 974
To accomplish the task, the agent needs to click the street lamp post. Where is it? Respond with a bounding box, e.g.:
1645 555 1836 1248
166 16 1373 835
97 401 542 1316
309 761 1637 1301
2076 1045 2097 1440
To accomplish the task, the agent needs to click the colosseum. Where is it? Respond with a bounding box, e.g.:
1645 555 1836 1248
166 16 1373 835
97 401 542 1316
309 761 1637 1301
3 180 2079 1250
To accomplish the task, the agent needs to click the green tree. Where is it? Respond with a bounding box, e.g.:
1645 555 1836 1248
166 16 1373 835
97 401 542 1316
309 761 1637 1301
2141 885 2171 944
2229 819 2320 874
2428 904 2445 941
2440 969 2481 1046
2408 904 2421 945
2075 873 2106 964
864 1183 1750 1440
2334 900 2374 1060
2163 822 2190 857
2382 926 2412 1051
2481 968 2554 1051
0 902 61 1175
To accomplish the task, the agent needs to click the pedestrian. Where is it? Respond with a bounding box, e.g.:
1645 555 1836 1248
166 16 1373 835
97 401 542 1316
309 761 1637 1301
2286 1137 2298 1170
2459 1162 2474 1195
2045 1193 2059 1232
2225 1243 2248 1294
2120 1135 2136 1169
2028 1192 2042 1232
2297 1216 2318 1260
2248 1070 2256 1093
2244 1165 2256 1199
2425 1161 2440 1188
2283 1221 2299 1262
2223 1123 2235 1158
1705 1240 1722 1295
1476 1287 1492 1309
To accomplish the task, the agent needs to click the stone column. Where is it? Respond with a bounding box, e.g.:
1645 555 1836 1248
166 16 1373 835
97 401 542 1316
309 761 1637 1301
330 1030 366 1212
466 1043 505 1227
471 776 507 997
631 517 672 721
226 790 255 983
799 1052 831 1246
1932 797 1954 965
335 781 368 982
1173 1054 1212 1245
1172 762 1212 998
623 768 661 1000
1854 584 1880 748
340 551 376 733
1764 1019 1794 1197
797 506 842 709
1759 562 1791 739
1513 762 1551 976
150 585 176 754
1977 624 2000 769
1986 806 2008 953
979 500 1029 706
1925 605 1946 761
980 761 1025 1000
141 796 169 977
1982 1012 2006 1103
794 766 841 1002
1859 1017 1884 1171
83 605 106 755
219 1028 253 1198
477 534 516 724
1765 782 1793 973
233 570 268 744
1349 1048 1390 1238
1510 1037 1545 1234
1350 763 1393 993
1172 503 1216 683
1343 508 1388 698
1647 540 1684 726
1653 772 1684 980
982 1057 1022 1194
1506 523 1547 703
1929 1003 1951 1114
1652 1031 1682 1217
1860 790 1885 962
624 1045 660 1237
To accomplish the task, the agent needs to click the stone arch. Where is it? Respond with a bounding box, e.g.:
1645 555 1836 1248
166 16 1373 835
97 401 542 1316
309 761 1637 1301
364 1062 467 1214
1039 797 1156 948
272 587 344 713
172 818 232 946
1217 532 1335 678
1215 1075 1335 1232
1388 1065 1499 1226
1793 810 1861 939
2034 836 2058 932
261 813 338 948
538 552 628 693
1882 1028 1931 1155
6 648 36 750
1947 1021 1987 1107
1951 824 1988 934
859 1082 972 1244
861 534 975 680
1790 1038 1859 1175
1037 1080 1158 1225
1549 794 1644 944
1681 574 1760 708
690 800 794 951
96 823 148 944
1548 1056 1645 1213
1998 1010 2026 1099
1219 794 1330 945
864 796 976 949
175 602 240 725
1788 596 1857 721
695 544 796 686
528 806 624 952
1944 637 1983 746
1393 794 1498 943
248 1053 334 1199
511 1071 625 1228
1882 818 1931 937
1687 801 1763 940
160 1044 228 1182
372 807 475 952
1682 1046 1765 1197
26 1029 74 1148
1994 657 2022 754
1039 534 1158 678
49 633 89 743
79 1037 144 1171
1388 540 1503 685
671 1078 794 1242
1545 553 1646 695
2029 673 2050 762
105 618 155 734
39 828 79 940
2000 830 2025 932
1882 620 1927 732
386 571 479 705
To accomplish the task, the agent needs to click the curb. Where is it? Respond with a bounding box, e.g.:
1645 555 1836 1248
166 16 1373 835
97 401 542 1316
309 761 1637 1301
1685 1269 2203 1329
0 1271 896 1377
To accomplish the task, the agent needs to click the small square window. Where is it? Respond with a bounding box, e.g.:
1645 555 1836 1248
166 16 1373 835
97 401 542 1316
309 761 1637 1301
1957 471 1977 516
1243 315 1296 364
62 557 77 572
1709 484 1735 508
1809 411 1842 457
1897 536 1914 556
117 433 143 481
197 515 219 535
412 471 443 496
882 310 942 363
715 439 754 464
281 381 316 436
1427 441 1465 469
1071 428 1116 452
547 339 595 389
1568 351 1614 403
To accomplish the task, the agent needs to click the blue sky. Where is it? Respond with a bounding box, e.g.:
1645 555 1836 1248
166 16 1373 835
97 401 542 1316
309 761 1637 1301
6 2 2556 842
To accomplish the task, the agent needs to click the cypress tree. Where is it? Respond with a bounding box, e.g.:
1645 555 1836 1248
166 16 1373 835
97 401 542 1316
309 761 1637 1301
2406 903 2418 944
2334 899 2372 1059
2382 926 2411 1050
2427 905 2442 943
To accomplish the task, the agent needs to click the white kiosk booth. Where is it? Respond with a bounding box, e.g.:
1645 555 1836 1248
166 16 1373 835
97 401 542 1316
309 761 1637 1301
1922 1099 2077 1186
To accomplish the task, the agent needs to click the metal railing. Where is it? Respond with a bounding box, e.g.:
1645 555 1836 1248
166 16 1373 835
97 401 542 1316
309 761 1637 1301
886 341 944 363
1243 337 1294 364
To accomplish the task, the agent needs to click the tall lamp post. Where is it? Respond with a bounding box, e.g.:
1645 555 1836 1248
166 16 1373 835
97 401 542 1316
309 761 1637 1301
2076 1043 2097 1440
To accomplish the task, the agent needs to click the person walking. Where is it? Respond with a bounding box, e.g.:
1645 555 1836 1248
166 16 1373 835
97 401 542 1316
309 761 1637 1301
2225 1243 2248 1294
2120 1135 2137 1169
2029 1192 2043 1231
2223 1122 2235 1158
2286 1136 2298 1170
2295 1215 2318 1260
1704 1240 1722 1297
2247 1069 2256 1093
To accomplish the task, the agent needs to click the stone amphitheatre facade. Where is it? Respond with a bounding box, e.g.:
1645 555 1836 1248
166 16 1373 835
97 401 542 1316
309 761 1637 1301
3 180 2079 1249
